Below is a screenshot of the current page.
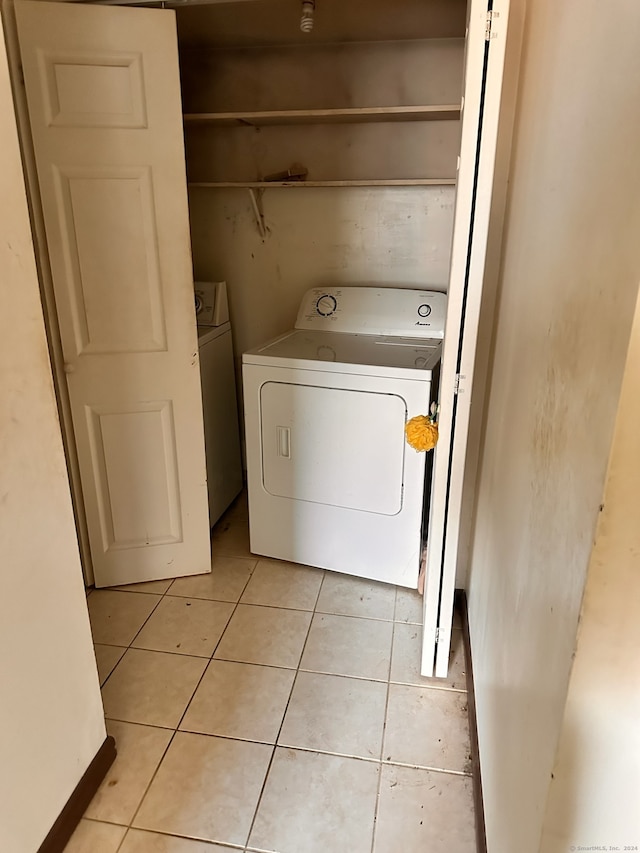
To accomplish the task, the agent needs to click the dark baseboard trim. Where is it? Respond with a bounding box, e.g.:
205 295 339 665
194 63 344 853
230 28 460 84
456 589 487 853
37 735 117 853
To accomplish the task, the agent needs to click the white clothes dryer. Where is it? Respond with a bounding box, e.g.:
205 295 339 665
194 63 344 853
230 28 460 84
242 286 446 588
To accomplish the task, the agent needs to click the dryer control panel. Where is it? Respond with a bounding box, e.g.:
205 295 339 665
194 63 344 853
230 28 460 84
295 286 447 339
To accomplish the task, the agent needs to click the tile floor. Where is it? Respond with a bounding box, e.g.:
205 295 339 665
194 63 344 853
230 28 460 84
69 494 476 853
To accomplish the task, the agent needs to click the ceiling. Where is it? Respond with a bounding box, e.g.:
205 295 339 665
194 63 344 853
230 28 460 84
176 0 467 49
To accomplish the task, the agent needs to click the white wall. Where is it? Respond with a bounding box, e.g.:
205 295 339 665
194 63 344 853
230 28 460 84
540 288 640 851
0 28 106 853
466 1 640 851
189 186 455 358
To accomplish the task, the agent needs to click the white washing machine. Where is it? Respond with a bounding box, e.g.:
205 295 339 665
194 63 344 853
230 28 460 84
196 282 243 527
242 286 446 588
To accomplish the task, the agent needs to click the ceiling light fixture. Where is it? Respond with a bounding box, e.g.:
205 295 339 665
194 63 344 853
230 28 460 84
300 0 315 33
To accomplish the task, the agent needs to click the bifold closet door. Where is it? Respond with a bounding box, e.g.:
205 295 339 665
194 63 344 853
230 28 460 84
15 1 211 587
422 0 512 676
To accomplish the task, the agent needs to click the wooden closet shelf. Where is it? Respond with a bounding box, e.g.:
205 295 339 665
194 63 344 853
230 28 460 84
183 105 461 127
188 179 457 188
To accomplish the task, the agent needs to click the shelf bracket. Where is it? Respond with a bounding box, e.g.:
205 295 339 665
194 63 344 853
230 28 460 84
247 187 267 240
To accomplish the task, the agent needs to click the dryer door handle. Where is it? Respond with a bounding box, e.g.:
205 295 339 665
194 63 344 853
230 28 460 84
276 426 291 459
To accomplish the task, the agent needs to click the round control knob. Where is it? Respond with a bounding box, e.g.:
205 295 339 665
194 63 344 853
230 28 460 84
316 294 337 317
414 356 428 368
417 303 432 318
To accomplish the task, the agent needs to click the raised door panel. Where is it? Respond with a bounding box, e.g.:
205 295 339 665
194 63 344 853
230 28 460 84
53 166 166 356
39 50 147 128
86 402 182 551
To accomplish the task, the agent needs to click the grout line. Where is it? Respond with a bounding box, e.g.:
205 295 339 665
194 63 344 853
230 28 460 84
83 816 128 827
92 502 249 850
274 742 381 765
103 716 176 732
98 719 473 777
222 601 319 616
125 526 256 835
102 716 472 776
315 609 395 623
95 642 469 692
97 642 472 689
370 585 397 853
180 561 254 727
194 655 300 672
388 679 467 693
242 568 327 849
94 583 173 691
297 667 387 684
379 758 473 777
115 824 246 851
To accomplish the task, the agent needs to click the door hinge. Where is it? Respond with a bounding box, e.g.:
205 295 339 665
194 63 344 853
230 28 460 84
435 627 440 643
485 10 499 40
453 373 466 395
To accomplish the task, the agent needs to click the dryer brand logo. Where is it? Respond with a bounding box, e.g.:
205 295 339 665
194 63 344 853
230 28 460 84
415 321 432 326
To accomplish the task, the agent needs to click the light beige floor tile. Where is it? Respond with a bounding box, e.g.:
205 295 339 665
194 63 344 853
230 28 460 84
114 579 174 594
300 613 393 681
63 820 126 853
383 684 471 772
84 720 172 824
279 672 387 760
394 587 424 624
88 590 161 646
133 732 272 847
120 829 233 852
94 644 126 686
168 556 255 602
316 573 396 620
132 597 234 657
101 649 207 728
373 765 476 853
240 559 323 610
214 604 312 668
249 748 379 853
391 624 467 690
181 659 295 743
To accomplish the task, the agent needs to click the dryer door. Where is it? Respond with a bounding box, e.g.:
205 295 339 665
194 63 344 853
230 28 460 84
260 382 406 516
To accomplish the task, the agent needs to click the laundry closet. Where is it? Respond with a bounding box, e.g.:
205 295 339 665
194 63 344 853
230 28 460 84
178 0 465 364
10 0 511 676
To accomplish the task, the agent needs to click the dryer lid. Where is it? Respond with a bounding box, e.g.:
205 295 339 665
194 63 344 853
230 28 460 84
244 329 441 373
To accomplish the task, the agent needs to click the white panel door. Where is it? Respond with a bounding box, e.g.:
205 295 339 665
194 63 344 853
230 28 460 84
422 0 512 675
15 1 211 587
